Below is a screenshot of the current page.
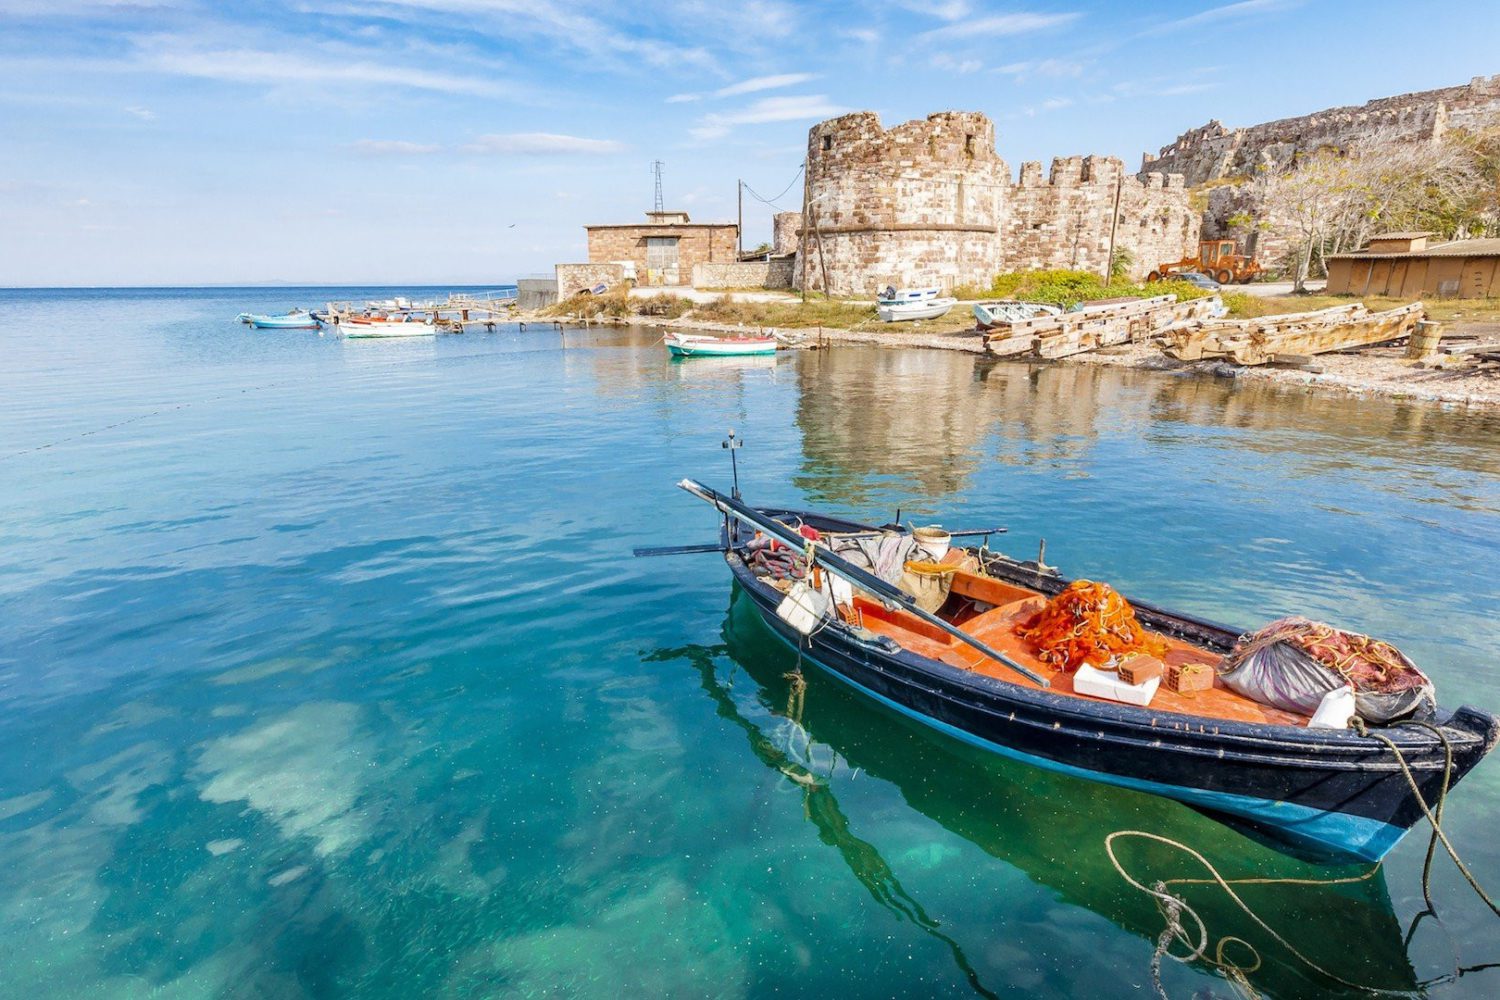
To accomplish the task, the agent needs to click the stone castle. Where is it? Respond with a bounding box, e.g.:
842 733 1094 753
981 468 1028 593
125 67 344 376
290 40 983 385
1141 75 1500 186
794 111 1198 297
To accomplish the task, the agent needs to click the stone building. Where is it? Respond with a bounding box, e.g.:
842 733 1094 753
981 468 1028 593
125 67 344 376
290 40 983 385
795 111 1197 297
583 211 736 287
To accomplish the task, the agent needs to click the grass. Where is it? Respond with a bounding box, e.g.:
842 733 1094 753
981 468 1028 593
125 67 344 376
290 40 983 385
544 289 633 319
688 294 878 329
1222 292 1500 323
953 268 1217 309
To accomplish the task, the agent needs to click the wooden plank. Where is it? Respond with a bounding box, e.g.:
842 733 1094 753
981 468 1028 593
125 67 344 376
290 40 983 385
1226 303 1423 366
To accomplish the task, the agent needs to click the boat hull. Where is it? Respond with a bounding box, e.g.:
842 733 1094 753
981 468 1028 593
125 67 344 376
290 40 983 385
722 514 1496 862
878 298 956 323
340 321 437 339
247 314 320 329
665 334 777 357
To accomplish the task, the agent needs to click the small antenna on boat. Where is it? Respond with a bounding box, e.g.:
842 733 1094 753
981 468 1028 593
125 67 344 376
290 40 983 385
723 429 742 500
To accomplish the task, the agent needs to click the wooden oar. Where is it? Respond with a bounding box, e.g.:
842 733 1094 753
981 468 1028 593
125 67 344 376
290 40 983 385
633 542 725 557
677 478 1049 689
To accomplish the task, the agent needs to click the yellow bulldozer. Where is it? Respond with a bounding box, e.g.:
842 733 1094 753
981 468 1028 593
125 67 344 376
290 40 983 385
1147 239 1263 285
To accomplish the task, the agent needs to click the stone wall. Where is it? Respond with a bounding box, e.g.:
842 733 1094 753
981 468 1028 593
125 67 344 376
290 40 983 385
691 260 795 289
1142 74 1500 185
772 212 802 256
555 262 624 299
585 223 737 286
1004 156 1198 278
794 110 1197 294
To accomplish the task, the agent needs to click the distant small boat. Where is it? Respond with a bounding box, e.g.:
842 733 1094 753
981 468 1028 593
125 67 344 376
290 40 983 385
244 310 320 330
878 297 956 323
878 286 942 305
340 316 437 339
972 300 1063 329
665 331 778 357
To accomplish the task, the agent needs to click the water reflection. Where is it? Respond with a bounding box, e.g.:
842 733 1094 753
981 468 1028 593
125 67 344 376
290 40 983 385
686 585 1421 999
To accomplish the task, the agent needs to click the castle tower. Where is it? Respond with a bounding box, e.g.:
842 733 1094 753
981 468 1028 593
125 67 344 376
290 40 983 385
798 111 1008 296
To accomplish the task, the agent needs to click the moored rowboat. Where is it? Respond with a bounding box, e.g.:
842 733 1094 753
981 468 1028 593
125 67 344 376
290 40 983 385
340 316 437 339
675 479 1497 861
244 310 320 330
972 300 1062 329
665 331 778 357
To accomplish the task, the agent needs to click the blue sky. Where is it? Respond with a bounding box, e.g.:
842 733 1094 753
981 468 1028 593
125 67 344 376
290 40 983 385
3 0 1497 286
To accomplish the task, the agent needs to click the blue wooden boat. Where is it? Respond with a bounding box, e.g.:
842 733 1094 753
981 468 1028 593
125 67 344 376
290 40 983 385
675 479 1498 862
243 310 321 330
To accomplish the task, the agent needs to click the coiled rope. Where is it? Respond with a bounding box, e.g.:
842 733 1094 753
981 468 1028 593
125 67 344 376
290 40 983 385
1109 720 1498 998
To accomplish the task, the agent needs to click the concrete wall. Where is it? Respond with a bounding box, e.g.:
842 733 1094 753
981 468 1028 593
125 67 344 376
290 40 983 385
555 262 624 299
692 260 795 289
517 277 557 310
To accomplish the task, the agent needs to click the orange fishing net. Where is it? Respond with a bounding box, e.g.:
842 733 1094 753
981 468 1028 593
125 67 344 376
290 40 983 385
1014 580 1168 671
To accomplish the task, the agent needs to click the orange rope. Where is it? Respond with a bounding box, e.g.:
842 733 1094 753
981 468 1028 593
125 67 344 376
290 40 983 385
1014 580 1167 671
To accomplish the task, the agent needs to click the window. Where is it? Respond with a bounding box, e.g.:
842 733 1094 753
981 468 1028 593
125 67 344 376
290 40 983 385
822 135 832 151
965 133 975 155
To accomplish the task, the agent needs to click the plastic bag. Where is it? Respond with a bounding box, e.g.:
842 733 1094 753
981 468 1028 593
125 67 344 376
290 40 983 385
1219 617 1435 723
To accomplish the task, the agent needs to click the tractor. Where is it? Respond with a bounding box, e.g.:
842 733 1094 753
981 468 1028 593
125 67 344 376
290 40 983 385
1147 239 1263 285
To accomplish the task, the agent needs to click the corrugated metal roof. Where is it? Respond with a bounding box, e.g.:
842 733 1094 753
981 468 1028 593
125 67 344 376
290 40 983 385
1327 238 1500 261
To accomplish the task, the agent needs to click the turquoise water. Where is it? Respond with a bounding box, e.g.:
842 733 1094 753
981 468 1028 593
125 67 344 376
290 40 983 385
2 287 1498 998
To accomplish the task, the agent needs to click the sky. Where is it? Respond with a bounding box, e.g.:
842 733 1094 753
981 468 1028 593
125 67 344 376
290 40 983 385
2 0 1498 286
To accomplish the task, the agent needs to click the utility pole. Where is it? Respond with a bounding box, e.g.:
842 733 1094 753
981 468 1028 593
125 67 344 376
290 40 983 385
736 179 743 259
1104 170 1123 280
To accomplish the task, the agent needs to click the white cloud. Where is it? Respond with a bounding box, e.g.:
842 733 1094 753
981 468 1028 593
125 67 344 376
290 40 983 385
841 27 879 45
123 105 156 120
895 0 971 19
993 58 1086 80
1041 96 1073 110
920 11 1078 42
141 43 506 97
931 53 981 74
352 139 441 154
668 72 817 104
690 94 848 140
462 132 625 155
1143 0 1298 35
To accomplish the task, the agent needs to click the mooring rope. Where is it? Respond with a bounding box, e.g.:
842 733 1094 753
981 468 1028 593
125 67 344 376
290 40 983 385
1110 719 1499 998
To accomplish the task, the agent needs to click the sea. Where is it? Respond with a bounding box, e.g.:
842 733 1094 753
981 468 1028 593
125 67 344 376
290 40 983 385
2 286 1498 998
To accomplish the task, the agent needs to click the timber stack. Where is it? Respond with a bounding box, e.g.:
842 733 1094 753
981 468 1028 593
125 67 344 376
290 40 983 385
1161 302 1424 366
982 294 1227 359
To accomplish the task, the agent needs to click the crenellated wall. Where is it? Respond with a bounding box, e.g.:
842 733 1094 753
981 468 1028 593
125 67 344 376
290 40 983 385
1142 74 1500 185
796 111 1197 295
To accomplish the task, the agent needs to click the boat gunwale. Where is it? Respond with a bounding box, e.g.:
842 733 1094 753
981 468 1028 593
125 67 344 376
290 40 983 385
726 507 1492 758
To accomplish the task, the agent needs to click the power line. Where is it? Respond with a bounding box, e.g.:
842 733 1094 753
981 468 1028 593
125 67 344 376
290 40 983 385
743 163 806 209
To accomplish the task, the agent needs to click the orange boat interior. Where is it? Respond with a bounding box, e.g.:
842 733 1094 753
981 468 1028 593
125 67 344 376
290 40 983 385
813 551 1311 729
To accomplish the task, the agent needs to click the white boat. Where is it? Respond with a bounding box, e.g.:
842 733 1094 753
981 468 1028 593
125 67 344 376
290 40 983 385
972 300 1063 329
243 310 321 330
877 297 956 323
340 316 437 339
877 285 942 305
664 331 778 357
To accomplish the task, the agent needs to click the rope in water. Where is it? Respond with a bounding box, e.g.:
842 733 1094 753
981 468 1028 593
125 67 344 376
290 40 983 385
1109 720 1499 998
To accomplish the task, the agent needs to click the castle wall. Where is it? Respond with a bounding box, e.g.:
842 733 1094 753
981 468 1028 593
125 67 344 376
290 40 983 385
1003 156 1198 278
772 212 802 256
1142 74 1500 185
794 111 1199 295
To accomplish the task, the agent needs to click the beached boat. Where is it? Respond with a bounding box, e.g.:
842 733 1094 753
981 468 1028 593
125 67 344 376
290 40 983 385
665 331 778 357
878 286 942 305
244 310 320 330
673 479 1497 861
972 300 1063 329
340 316 437 339
878 297 956 323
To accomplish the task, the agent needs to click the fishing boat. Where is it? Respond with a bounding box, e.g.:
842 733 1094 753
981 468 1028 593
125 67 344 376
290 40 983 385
972 300 1063 329
664 331 778 357
671 478 1497 862
339 316 437 339
877 297 956 323
243 310 320 330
